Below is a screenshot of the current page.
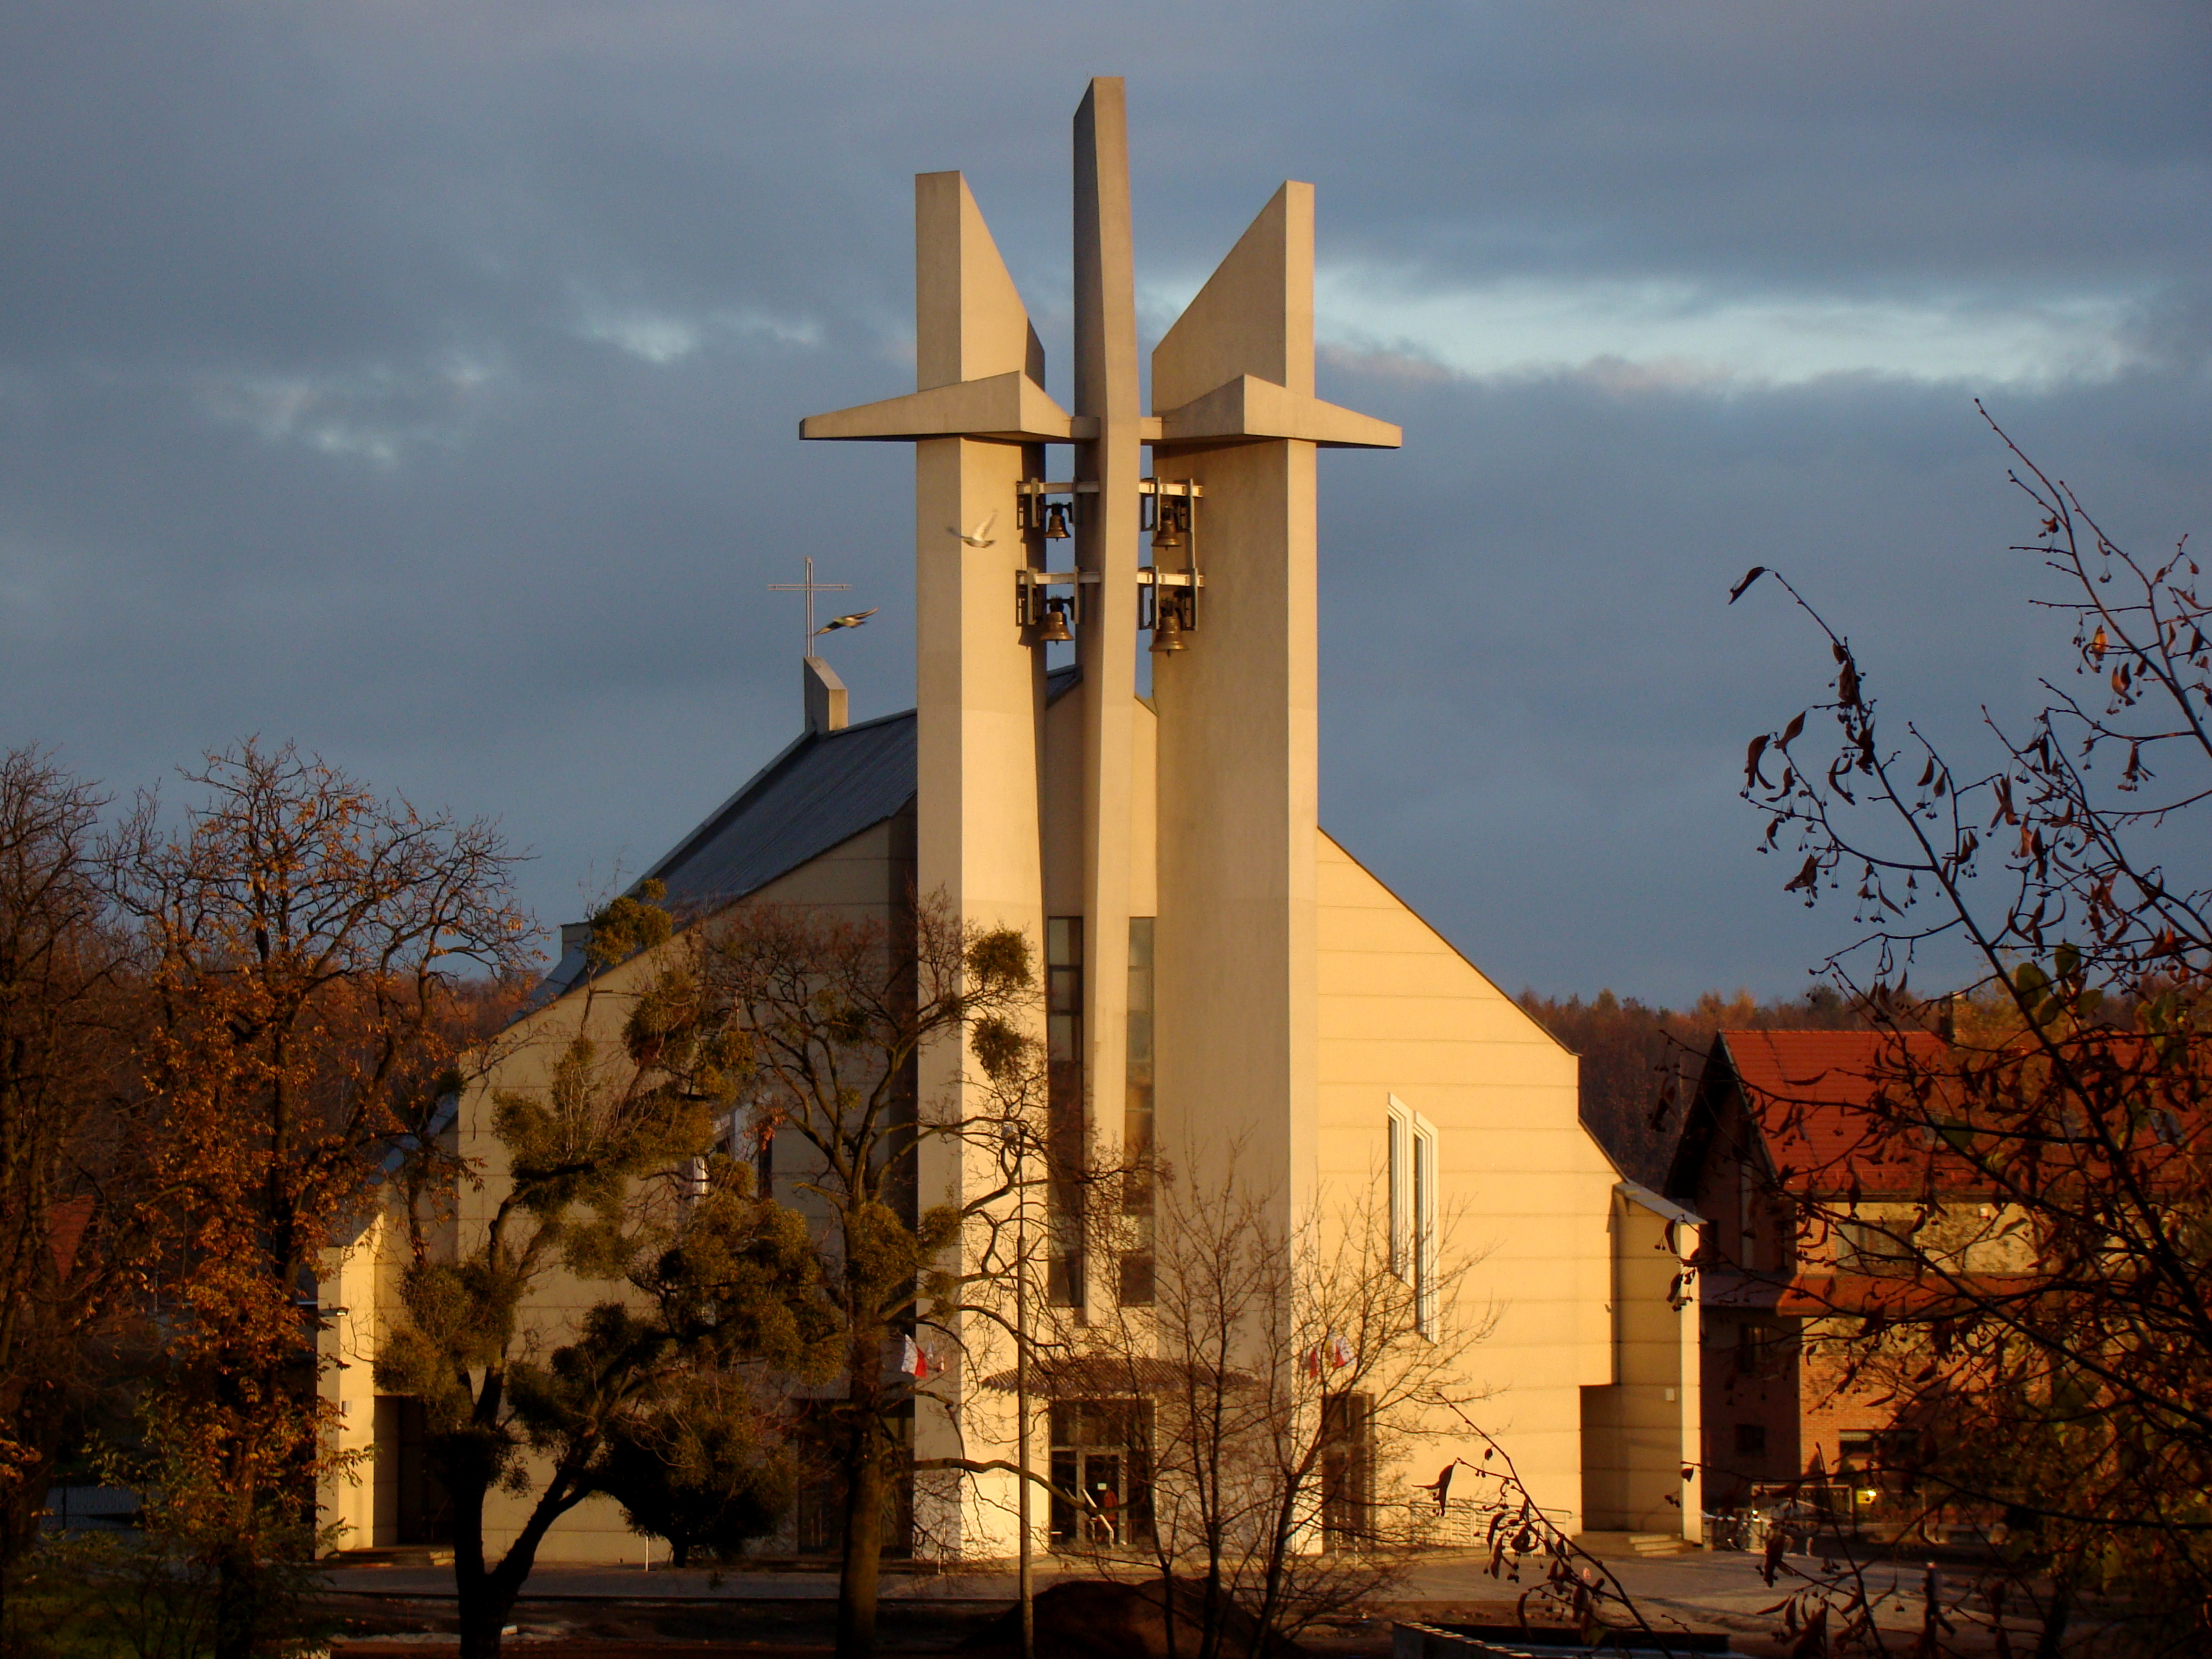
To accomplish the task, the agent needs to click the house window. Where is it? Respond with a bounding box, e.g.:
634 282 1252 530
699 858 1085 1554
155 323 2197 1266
1838 1219 1917 1276
1837 1428 1918 1486
1388 1096 1437 1336
1046 918 1085 1306
1735 1318 1790 1377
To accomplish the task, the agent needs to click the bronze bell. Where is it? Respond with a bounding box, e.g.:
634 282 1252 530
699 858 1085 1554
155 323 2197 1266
1043 502 1072 540
1149 601 1186 653
1038 597 1075 644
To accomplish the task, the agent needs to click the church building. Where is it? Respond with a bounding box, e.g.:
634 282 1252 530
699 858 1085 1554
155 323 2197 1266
317 79 1701 1564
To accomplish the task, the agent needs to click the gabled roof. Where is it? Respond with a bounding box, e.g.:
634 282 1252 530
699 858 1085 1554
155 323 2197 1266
645 709 917 913
537 709 916 1000
538 665 1082 1001
1724 1029 1944 1114
1669 1028 1965 1199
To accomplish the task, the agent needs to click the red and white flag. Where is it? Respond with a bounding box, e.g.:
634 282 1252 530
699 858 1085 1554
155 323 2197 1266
901 1336 930 1380
1302 1345 1322 1381
1326 1332 1354 1370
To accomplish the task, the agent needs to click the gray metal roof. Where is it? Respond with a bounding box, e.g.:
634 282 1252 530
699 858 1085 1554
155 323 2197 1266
645 708 917 913
535 665 1080 1002
647 664 1078 911
534 709 914 1001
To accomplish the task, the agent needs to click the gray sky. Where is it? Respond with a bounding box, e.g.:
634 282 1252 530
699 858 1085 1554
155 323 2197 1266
3 1 2206 1002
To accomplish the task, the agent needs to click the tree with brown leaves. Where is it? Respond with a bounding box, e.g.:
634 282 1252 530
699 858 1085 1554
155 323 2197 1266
1733 412 2212 1649
109 740 529 1659
0 748 140 1566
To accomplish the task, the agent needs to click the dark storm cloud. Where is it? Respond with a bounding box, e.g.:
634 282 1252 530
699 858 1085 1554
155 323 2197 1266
1313 357 2212 996
2 0 2206 998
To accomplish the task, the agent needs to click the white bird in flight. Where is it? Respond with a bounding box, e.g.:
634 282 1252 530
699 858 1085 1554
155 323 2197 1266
948 511 997 548
815 608 878 636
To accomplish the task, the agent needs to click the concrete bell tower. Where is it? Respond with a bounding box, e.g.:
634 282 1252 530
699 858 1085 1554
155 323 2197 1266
800 76 1400 1549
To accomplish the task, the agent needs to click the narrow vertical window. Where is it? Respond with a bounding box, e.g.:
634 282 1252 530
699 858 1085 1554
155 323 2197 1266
1046 917 1085 1306
1388 1100 1411 1279
1413 1112 1436 1337
1738 1159 1759 1272
1320 1391 1376 1550
1119 917 1156 1306
1390 1094 1436 1336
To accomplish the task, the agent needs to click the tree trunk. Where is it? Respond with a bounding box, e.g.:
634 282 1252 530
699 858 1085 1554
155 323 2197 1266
2032 1580 2071 1659
457 1582 522 1659
837 1443 885 1659
211 1539 257 1659
453 1509 571 1659
452 1481 508 1659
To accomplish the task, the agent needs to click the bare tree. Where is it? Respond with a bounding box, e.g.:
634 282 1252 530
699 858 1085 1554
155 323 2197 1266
1732 412 2212 1649
693 894 1038 1659
1023 1152 1492 1658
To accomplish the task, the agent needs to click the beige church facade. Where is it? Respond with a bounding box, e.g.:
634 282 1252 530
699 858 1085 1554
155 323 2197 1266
316 78 1700 1564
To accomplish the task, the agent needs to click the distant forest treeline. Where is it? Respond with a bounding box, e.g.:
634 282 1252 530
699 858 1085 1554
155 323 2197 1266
1517 986 1864 1189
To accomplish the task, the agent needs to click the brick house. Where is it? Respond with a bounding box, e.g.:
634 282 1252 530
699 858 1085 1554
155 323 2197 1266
1663 1029 2032 1512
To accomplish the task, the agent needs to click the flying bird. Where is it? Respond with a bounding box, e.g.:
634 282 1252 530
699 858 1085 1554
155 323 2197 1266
814 608 878 636
948 511 997 548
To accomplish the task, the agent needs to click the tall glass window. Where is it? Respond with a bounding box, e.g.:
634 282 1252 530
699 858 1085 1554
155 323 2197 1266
1388 1094 1437 1337
1119 917 1156 1305
1046 918 1085 1306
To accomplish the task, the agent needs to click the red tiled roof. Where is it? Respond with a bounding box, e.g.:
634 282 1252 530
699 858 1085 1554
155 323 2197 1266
1720 1029 1945 1110
1718 1029 1973 1196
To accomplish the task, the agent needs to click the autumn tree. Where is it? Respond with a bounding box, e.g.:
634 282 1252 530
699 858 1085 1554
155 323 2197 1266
108 741 529 1659
1733 413 2212 1647
0 748 141 1566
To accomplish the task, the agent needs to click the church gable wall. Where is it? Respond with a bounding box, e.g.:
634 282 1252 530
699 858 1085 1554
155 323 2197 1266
1313 831 1617 1531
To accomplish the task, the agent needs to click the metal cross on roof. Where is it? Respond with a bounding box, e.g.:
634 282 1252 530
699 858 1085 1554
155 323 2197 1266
767 556 854 659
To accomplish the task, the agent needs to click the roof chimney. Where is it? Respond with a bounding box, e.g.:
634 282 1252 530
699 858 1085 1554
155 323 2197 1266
804 655 848 734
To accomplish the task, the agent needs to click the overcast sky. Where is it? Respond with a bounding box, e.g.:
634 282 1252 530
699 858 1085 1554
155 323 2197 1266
4 1 2206 1002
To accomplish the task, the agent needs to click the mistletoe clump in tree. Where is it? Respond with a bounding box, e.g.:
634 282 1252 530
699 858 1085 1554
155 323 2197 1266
378 883 839 1659
691 896 1039 1659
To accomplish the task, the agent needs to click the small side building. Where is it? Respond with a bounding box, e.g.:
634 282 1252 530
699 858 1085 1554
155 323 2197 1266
1666 1029 2029 1510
